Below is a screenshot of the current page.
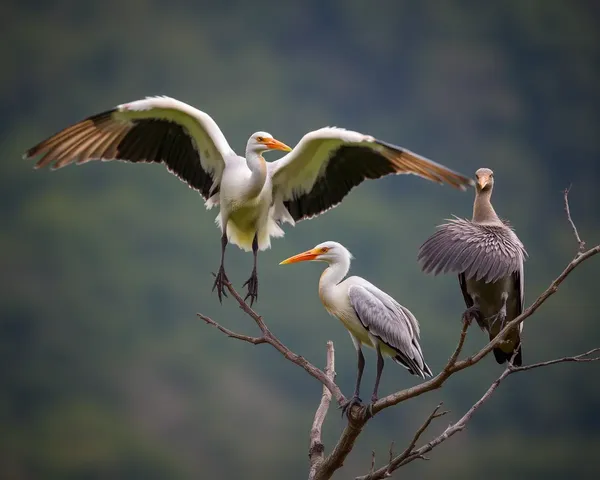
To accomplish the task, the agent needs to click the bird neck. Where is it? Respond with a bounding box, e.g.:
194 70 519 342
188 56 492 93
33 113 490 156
319 257 350 294
472 188 500 224
245 151 268 198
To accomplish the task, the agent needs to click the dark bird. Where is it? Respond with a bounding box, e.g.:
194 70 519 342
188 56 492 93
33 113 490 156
418 168 526 365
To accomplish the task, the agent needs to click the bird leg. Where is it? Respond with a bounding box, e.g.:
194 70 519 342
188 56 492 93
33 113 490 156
489 292 509 330
371 344 385 404
212 232 229 303
462 297 484 329
242 234 259 306
341 347 365 418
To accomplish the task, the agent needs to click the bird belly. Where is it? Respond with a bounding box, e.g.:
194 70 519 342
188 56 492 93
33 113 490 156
466 276 520 351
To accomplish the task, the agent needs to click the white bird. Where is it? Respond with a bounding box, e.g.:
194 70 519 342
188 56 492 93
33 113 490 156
280 241 432 414
24 96 474 305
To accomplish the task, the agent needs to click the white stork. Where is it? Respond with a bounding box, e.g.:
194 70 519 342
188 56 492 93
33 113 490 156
24 96 474 305
280 241 432 414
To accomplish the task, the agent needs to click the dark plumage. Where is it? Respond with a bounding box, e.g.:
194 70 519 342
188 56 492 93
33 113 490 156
418 168 526 365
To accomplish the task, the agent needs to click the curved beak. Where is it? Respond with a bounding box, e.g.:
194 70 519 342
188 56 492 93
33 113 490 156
263 137 292 152
280 248 319 265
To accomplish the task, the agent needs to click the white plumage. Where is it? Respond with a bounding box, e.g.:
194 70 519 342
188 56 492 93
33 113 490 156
280 241 432 414
24 96 474 305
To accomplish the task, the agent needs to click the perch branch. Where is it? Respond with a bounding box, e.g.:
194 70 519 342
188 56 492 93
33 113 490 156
362 348 600 478
564 186 585 253
197 281 345 404
309 341 336 480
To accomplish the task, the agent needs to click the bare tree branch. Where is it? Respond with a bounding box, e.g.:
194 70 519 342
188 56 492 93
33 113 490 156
564 186 585 253
366 349 600 477
197 281 345 405
309 341 336 480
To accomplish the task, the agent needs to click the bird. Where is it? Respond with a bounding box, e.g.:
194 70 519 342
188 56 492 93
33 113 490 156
280 241 432 414
24 95 474 305
417 168 526 365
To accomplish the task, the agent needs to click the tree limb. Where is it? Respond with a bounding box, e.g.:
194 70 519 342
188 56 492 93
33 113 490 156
197 282 345 405
364 348 600 477
309 341 336 480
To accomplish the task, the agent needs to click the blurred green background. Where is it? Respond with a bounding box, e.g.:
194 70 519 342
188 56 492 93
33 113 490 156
1 0 599 478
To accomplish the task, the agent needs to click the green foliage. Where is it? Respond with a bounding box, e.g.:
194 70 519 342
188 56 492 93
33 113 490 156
1 0 599 478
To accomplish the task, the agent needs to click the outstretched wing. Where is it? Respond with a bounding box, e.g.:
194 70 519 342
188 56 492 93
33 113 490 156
418 217 527 283
348 284 432 378
24 96 235 200
269 127 474 223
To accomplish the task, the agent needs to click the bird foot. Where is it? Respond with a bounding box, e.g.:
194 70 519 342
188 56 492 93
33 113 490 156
340 395 363 419
242 268 259 306
489 309 507 330
463 306 483 329
211 266 229 303
366 394 379 418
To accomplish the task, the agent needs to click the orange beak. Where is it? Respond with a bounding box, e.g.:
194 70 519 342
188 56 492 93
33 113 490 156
263 137 292 152
477 176 489 190
279 248 320 265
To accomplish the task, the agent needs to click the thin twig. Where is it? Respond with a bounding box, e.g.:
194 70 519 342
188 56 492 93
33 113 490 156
309 341 336 480
356 404 448 480
564 186 585 253
198 313 266 344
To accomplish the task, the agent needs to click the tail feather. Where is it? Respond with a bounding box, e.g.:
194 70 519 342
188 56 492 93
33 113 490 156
492 344 523 367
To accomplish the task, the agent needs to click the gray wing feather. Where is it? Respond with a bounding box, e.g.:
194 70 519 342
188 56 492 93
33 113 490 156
418 217 527 283
348 285 431 378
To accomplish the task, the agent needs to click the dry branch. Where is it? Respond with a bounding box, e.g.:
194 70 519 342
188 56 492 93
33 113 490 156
197 284 345 404
308 341 336 480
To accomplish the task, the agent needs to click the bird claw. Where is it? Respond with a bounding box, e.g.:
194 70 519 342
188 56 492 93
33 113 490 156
463 306 483 329
340 395 363 419
212 267 229 303
242 269 259 306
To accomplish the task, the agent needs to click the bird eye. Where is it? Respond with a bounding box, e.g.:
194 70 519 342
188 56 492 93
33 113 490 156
320 247 329 253
256 136 264 142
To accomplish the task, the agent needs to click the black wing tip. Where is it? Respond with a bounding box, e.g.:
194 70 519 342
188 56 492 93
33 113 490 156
493 345 522 366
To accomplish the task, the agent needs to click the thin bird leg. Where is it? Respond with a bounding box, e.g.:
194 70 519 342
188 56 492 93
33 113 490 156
371 343 385 403
341 346 365 418
489 292 508 330
242 233 259 306
212 232 229 303
463 296 483 329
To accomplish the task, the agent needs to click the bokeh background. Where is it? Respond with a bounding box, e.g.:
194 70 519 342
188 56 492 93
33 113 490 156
2 1 599 478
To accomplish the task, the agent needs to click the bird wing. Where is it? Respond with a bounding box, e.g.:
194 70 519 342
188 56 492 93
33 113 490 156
418 217 527 283
23 96 235 201
348 283 431 378
268 128 474 223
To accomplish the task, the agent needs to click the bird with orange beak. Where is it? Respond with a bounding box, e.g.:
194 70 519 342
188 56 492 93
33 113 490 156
281 241 432 415
24 96 473 304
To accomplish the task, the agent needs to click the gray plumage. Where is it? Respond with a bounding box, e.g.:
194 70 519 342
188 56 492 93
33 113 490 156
418 168 526 365
348 284 432 378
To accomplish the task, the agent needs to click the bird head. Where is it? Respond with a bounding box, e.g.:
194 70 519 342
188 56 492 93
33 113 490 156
247 132 292 155
475 167 494 192
279 241 353 265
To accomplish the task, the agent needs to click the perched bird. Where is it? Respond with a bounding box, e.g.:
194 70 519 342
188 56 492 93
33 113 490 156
418 168 526 365
24 96 474 304
280 241 432 414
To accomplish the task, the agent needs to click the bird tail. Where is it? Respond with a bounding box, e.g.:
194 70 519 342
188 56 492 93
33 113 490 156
491 334 523 367
393 352 433 379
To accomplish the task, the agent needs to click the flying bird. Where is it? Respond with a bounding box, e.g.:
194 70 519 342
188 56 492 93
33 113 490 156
280 241 432 414
24 96 474 305
418 168 526 365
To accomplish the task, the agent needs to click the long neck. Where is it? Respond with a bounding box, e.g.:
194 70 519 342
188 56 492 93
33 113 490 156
319 257 351 294
472 188 500 224
245 151 268 199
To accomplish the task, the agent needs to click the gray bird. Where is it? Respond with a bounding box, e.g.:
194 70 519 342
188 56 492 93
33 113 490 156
417 168 527 365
